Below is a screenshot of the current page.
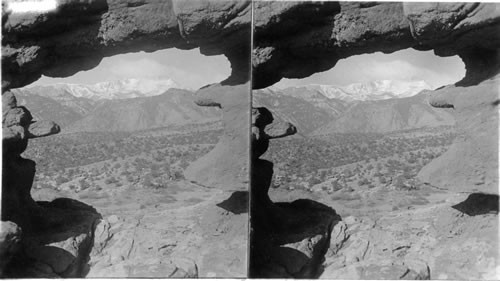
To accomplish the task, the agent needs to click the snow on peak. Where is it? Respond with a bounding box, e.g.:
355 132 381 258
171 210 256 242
90 78 179 97
27 78 180 100
341 80 431 99
282 80 431 102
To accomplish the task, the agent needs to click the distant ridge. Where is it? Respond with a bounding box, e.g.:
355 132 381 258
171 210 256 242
14 83 221 132
255 80 453 135
311 92 455 135
23 78 180 100
278 80 432 102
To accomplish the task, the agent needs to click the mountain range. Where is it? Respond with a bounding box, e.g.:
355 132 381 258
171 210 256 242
255 80 454 135
21 78 179 101
253 88 348 135
277 80 432 102
14 79 453 134
13 79 221 132
310 92 455 135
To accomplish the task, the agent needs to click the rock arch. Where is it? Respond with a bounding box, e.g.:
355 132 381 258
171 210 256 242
2 0 251 90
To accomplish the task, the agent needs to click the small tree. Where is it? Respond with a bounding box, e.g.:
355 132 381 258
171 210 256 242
357 177 370 186
78 179 90 191
104 176 117 185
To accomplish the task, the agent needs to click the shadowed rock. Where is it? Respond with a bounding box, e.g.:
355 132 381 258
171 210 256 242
2 0 251 90
184 82 250 190
2 92 62 230
452 193 499 216
1 91 102 278
27 120 61 138
252 2 500 88
252 107 297 160
250 106 340 278
0 221 22 276
418 77 499 194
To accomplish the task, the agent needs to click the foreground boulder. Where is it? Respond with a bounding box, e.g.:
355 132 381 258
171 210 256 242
321 193 498 279
2 199 101 278
84 187 247 277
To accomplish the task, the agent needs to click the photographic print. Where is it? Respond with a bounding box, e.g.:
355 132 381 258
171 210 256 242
250 1 499 279
1 0 499 279
2 0 250 277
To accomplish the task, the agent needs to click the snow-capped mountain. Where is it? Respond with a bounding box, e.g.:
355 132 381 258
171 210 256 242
281 80 432 102
255 86 454 135
341 80 432 100
253 87 349 135
24 78 180 101
14 86 221 132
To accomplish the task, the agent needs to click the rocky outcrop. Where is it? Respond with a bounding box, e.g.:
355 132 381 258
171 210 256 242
81 186 247 277
2 0 251 90
6 199 101 278
2 90 61 230
1 91 102 278
0 221 22 276
417 76 499 194
252 2 500 88
250 107 340 278
184 82 250 190
321 192 498 279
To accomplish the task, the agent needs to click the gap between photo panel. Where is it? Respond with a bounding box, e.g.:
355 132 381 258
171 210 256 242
1 0 499 279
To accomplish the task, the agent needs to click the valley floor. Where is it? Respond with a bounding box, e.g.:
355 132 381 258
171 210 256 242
25 126 498 279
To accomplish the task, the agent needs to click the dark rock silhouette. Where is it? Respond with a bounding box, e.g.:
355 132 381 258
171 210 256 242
1 91 102 277
0 221 22 276
250 106 340 278
216 191 249 215
452 193 499 216
2 90 62 230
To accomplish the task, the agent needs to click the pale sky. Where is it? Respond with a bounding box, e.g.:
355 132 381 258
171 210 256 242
274 49 466 89
33 48 465 90
33 48 231 90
